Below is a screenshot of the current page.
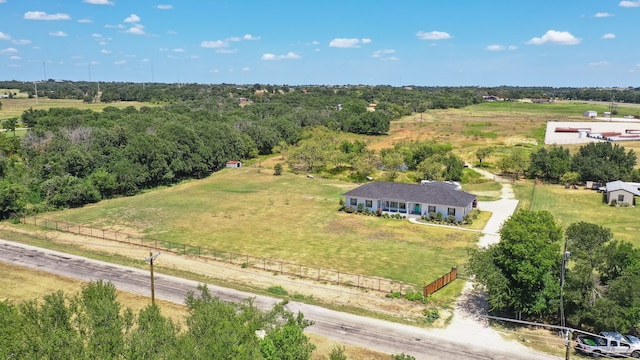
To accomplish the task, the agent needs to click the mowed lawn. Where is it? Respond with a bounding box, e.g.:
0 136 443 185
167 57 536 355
514 182 640 246
42 166 479 286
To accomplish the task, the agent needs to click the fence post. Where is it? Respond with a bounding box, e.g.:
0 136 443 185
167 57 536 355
357 275 360 288
378 278 381 291
263 258 266 270
337 272 340 285
317 268 320 281
55 221 58 231
280 261 282 274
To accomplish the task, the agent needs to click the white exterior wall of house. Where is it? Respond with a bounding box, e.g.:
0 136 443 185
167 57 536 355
607 189 635 205
344 196 470 221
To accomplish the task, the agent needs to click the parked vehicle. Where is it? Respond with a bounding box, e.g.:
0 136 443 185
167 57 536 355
575 332 640 358
626 335 640 345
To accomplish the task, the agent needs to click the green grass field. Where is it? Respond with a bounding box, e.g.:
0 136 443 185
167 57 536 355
41 166 479 287
513 182 640 246
0 97 155 121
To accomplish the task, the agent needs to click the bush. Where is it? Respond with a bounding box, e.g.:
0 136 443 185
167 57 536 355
392 354 416 360
610 199 617 206
424 308 440 324
356 203 364 213
328 345 348 360
274 162 283 175
267 285 288 296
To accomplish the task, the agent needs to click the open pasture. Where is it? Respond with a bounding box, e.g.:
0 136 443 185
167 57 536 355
0 97 154 121
513 182 640 246
366 101 640 163
42 166 479 286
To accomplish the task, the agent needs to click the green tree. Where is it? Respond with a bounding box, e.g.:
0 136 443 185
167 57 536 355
528 145 571 182
274 162 283 176
571 142 637 183
468 210 563 319
328 345 348 360
475 147 493 167
3 117 17 136
381 149 404 181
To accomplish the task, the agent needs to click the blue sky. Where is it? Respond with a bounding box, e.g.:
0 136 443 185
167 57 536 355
1 0 640 87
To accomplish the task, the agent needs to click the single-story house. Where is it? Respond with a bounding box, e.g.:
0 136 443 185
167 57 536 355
342 181 477 221
226 160 242 168
605 180 640 205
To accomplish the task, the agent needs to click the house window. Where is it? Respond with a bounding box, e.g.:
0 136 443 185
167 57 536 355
399 203 406 210
350 198 357 206
365 200 372 208
428 206 436 213
448 208 456 216
618 194 625 202
390 201 398 208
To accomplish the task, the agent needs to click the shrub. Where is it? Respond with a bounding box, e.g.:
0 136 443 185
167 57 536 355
329 346 348 360
241 262 248 269
356 203 364 213
274 162 283 175
392 354 416 360
610 199 617 206
447 215 456 223
424 308 440 324
435 212 443 221
376 208 382 216
267 285 288 296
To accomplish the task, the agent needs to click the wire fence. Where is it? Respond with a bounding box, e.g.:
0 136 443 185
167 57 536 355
21 216 422 295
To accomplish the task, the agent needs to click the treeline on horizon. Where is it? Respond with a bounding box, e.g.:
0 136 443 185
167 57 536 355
2 80 640 105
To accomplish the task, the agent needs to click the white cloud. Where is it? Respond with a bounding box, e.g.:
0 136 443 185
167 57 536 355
602 33 616 39
216 48 237 54
619 0 640 7
209 69 220 73
589 61 609 66
124 14 141 23
12 39 31 45
84 0 114 4
260 52 300 60
172 48 185 52
92 33 102 38
526 30 581 45
372 49 395 58
100 49 111 54
329 38 365 48
0 47 18 54
486 45 505 51
486 44 518 51
228 36 242 42
361 38 372 44
10 55 21 60
595 12 614 17
125 24 144 35
90 61 100 65
50 31 68 37
78 18 93 23
156 4 173 10
243 34 260 41
105 24 125 29
167 30 178 35
0 0 6 3
242 67 250 71
416 31 451 40
24 11 71 20
114 60 126 65
0 32 10 40
201 40 227 48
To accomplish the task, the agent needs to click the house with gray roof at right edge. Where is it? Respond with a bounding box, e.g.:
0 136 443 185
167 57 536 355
342 181 477 222
605 180 640 205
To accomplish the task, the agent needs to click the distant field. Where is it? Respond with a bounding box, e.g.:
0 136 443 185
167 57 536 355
366 101 640 165
0 97 156 121
513 182 640 247
40 166 479 287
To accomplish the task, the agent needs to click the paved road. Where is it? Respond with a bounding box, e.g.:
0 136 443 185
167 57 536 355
0 239 558 360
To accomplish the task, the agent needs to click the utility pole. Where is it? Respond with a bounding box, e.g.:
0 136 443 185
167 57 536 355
33 82 38 104
144 252 160 305
560 238 571 360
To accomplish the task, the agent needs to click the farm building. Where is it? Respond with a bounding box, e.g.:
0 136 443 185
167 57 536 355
605 180 640 205
583 110 597 118
225 160 242 168
342 181 477 221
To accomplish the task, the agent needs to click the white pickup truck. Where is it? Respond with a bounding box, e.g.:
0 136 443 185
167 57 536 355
575 332 640 358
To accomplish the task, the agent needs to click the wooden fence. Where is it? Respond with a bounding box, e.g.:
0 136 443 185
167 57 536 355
423 267 458 297
21 216 416 295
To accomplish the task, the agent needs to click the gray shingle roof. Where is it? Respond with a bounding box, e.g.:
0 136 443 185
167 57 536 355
606 180 640 196
342 181 477 207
